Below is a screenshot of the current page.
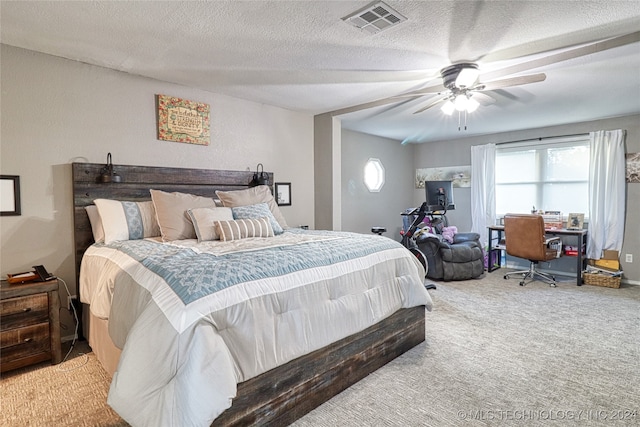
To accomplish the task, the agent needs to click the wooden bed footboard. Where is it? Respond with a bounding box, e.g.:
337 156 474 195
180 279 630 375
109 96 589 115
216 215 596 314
214 305 426 426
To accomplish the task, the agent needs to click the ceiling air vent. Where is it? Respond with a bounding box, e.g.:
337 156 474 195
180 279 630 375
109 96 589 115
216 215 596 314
342 1 407 35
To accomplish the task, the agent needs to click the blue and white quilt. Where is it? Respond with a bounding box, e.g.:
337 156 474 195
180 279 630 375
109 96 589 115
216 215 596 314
80 229 432 427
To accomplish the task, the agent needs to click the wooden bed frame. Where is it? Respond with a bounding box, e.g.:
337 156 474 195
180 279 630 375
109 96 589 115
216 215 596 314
72 162 426 426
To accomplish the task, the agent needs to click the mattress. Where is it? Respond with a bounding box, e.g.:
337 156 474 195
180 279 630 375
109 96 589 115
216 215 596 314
80 229 432 426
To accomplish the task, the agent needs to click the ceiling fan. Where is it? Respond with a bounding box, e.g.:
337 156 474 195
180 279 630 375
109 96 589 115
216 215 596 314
401 62 547 115
331 31 640 123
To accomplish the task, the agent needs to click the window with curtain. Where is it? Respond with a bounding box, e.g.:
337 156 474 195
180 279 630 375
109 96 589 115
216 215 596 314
495 135 590 217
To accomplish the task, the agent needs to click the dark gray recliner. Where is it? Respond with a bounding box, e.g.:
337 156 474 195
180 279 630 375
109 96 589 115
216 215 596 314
415 231 484 281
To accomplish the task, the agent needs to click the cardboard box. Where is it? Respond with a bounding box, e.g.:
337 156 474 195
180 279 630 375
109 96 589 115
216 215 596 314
593 259 621 271
602 250 619 260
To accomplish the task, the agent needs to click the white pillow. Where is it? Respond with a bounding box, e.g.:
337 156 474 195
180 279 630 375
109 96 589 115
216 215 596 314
85 205 105 244
93 199 160 244
187 207 234 242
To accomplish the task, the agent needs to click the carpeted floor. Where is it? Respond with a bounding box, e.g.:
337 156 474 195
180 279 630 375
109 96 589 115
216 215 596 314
2 271 639 426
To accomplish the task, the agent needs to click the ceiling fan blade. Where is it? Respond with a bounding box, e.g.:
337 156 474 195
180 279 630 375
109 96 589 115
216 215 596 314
391 85 448 99
480 31 640 82
480 73 547 91
330 95 421 116
470 92 496 106
330 82 446 115
413 97 446 115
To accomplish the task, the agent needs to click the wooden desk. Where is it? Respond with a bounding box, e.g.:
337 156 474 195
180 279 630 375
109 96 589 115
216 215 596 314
488 226 588 286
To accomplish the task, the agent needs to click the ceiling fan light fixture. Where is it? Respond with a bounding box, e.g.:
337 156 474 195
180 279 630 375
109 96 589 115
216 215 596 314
466 97 480 113
454 94 468 111
455 67 479 88
441 100 455 115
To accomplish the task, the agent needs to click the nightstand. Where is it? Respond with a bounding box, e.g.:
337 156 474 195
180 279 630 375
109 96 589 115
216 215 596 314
1 278 62 372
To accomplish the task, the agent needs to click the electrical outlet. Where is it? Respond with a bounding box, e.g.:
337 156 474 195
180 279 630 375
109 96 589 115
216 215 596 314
67 295 77 310
625 254 633 263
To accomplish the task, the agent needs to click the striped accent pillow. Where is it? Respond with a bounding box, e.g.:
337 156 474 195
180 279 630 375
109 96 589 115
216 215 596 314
214 217 274 241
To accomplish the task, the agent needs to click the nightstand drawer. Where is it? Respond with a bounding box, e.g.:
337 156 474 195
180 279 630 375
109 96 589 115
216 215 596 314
0 294 49 331
0 323 51 363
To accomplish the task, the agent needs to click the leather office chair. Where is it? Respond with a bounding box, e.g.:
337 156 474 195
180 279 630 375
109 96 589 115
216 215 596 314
503 213 561 287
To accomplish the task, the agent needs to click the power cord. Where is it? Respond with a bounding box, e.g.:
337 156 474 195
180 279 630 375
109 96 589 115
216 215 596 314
56 276 88 371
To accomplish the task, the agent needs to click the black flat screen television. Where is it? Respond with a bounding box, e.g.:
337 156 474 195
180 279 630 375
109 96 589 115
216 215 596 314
425 180 455 211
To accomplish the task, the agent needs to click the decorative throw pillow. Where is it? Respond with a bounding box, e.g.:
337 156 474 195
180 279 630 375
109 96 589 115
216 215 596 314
187 207 234 242
93 199 160 244
215 217 274 241
85 205 105 243
215 185 288 230
150 189 218 241
232 203 284 235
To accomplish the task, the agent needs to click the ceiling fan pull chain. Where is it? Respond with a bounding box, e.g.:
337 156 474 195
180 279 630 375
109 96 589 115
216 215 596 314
458 111 461 131
464 110 468 131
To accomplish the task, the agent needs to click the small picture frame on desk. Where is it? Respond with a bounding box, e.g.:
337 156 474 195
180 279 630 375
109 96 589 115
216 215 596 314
567 213 584 230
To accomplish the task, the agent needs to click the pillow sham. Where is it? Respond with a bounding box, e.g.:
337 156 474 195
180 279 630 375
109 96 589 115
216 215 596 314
93 199 160 244
232 203 283 235
187 207 234 242
215 185 288 230
85 205 105 244
215 217 274 241
150 189 217 241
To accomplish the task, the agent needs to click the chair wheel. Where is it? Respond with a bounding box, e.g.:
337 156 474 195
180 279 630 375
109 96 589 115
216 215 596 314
550 283 557 288
519 281 525 286
504 275 508 279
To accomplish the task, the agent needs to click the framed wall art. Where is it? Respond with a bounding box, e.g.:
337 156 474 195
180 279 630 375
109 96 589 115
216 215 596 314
1 175 21 216
156 94 210 145
567 213 584 230
627 152 640 183
275 182 291 206
415 165 471 188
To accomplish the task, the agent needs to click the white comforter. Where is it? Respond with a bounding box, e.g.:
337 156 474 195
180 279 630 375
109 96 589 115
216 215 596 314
80 230 432 426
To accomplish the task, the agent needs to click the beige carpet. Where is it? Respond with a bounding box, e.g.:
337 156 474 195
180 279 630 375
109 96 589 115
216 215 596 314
2 271 639 426
0 340 124 426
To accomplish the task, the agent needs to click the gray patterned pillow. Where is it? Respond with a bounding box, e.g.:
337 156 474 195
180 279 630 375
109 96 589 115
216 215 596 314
215 217 274 241
232 203 283 235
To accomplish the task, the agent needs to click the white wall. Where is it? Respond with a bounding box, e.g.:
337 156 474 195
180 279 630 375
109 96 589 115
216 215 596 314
0 45 315 335
341 129 415 238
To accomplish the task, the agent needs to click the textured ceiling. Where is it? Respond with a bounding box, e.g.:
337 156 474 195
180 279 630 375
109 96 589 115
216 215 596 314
2 1 639 143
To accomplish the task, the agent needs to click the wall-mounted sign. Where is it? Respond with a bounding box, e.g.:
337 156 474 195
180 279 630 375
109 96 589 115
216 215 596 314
156 94 210 145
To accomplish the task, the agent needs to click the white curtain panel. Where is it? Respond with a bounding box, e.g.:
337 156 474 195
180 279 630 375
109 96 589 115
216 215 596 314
587 129 626 259
470 143 496 248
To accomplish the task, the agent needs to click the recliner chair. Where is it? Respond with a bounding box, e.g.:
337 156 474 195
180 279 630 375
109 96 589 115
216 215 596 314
415 229 485 281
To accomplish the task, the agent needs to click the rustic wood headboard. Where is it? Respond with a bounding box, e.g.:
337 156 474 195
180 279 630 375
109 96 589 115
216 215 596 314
72 162 273 297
